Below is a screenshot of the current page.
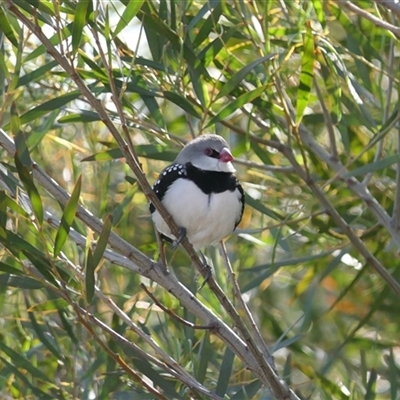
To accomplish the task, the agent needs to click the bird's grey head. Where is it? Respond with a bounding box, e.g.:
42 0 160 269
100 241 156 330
175 135 236 173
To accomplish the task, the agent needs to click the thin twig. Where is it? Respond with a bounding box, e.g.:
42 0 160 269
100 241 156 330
372 0 400 19
219 241 277 371
297 123 400 247
342 1 400 37
235 158 295 173
280 143 400 298
392 120 400 232
363 39 395 187
0 128 300 398
141 284 213 330
314 79 338 161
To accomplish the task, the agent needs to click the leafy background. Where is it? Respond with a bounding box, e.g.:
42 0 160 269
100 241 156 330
1 0 400 399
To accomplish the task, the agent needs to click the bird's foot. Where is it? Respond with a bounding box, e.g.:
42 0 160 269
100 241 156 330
198 251 212 290
172 227 187 250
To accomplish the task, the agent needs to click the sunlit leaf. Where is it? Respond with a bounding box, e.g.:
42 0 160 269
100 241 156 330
0 7 18 47
207 85 267 127
344 153 400 177
296 21 314 125
14 153 43 225
54 175 82 257
85 248 95 303
311 0 326 27
216 54 275 100
192 2 222 48
71 0 91 54
92 214 113 268
114 0 144 37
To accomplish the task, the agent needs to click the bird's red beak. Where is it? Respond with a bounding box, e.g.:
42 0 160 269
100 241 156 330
219 147 234 162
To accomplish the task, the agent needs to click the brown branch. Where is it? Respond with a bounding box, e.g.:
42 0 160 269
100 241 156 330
343 1 400 37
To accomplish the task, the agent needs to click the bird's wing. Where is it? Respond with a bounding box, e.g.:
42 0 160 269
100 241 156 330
149 163 186 213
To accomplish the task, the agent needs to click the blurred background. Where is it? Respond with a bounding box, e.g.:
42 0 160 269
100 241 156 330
0 0 399 398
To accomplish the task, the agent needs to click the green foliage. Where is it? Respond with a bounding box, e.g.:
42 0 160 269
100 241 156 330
1 0 400 399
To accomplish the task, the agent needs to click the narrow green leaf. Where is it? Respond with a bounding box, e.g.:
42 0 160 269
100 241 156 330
131 356 181 399
207 85 267 127
0 7 19 47
246 194 283 221
188 0 220 31
58 110 101 123
0 274 44 289
273 334 304 352
0 356 53 400
0 229 54 282
121 55 169 72
140 9 208 77
388 348 399 400
23 21 74 63
16 60 58 88
14 152 43 225
23 251 58 286
283 353 292 385
92 214 113 268
330 4 382 61
319 44 342 124
189 67 208 107
85 248 95 303
25 298 64 361
0 190 7 228
54 175 82 257
247 251 335 273
141 95 165 128
58 308 78 344
0 342 53 383
29 298 70 312
82 148 123 162
192 2 222 48
0 261 22 275
311 0 326 27
18 91 81 125
27 110 59 149
114 0 144 37
216 347 234 397
78 50 108 80
216 54 275 100
296 22 314 125
140 1 165 62
198 27 237 67
71 0 90 54
11 102 31 167
365 369 377 400
231 380 262 400
196 331 210 383
163 91 200 118
24 0 55 16
112 185 137 225
0 189 30 219
344 153 400 178
83 144 178 163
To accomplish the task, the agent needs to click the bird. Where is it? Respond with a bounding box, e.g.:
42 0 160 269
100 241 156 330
149 135 245 257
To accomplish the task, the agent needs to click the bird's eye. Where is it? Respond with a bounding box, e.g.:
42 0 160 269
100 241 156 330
204 148 219 158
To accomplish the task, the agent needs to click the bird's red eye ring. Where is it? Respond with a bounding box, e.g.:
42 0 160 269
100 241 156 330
204 148 213 156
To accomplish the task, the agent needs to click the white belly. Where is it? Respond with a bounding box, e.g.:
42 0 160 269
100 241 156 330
151 179 242 250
